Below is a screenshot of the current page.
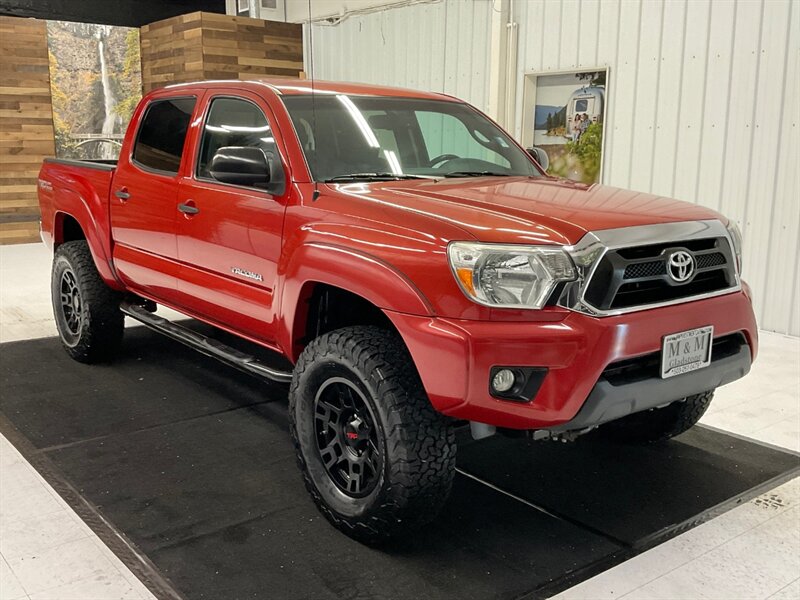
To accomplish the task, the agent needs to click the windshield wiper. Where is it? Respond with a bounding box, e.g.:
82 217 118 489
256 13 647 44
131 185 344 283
443 171 512 178
324 173 428 182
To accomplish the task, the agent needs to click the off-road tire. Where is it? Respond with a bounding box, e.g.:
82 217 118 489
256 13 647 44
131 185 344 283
289 326 456 544
597 390 714 444
51 240 124 363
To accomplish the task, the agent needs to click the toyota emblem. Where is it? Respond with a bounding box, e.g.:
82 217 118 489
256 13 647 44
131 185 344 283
667 250 695 283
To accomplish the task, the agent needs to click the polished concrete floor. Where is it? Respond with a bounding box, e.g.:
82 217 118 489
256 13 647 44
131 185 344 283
1 243 798 600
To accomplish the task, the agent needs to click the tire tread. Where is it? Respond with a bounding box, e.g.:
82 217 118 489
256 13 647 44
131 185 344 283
288 326 456 543
52 241 123 363
598 390 714 444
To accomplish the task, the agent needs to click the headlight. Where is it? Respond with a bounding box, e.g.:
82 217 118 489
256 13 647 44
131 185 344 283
726 220 743 271
448 242 576 309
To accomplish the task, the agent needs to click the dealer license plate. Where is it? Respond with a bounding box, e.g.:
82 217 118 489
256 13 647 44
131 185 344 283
660 326 714 379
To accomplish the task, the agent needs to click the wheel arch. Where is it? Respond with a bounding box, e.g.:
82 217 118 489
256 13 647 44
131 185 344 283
54 212 87 246
277 242 434 362
51 207 121 290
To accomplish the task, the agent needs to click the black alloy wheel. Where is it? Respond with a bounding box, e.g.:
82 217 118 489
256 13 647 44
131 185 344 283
51 241 124 363
314 377 383 498
289 326 456 544
58 267 83 343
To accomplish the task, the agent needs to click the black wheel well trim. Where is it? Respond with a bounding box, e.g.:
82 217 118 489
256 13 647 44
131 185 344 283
55 212 87 247
297 282 403 347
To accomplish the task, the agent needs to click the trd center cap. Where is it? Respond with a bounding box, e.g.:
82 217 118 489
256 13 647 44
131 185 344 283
343 415 369 447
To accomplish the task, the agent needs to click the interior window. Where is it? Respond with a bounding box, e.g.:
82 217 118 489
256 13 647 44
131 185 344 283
133 97 196 174
416 112 510 168
197 97 279 185
363 110 427 173
360 111 400 155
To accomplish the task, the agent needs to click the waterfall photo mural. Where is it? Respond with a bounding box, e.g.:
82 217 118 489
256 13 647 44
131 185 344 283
46 21 142 160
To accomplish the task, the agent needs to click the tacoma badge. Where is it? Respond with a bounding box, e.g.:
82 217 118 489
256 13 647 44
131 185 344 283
231 267 263 282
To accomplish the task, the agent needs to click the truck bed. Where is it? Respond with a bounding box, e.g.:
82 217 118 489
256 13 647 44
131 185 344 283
44 157 117 171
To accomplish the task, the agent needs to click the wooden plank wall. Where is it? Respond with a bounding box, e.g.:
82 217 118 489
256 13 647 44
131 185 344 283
0 12 302 245
0 16 55 244
140 12 303 93
200 13 304 82
140 12 205 92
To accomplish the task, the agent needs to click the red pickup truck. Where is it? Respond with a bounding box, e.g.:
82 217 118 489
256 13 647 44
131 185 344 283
38 80 757 543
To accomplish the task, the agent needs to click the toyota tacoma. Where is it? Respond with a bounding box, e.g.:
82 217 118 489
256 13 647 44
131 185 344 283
37 80 756 543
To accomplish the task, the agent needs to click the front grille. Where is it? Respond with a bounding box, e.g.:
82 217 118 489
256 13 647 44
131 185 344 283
602 333 746 386
696 252 726 269
624 260 666 279
616 237 718 259
612 270 729 309
622 251 726 280
584 236 737 311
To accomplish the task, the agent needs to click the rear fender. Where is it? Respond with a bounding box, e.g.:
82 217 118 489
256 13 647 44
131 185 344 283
48 171 120 289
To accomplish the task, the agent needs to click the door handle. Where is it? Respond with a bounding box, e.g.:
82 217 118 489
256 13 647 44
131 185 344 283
114 188 130 201
178 202 200 215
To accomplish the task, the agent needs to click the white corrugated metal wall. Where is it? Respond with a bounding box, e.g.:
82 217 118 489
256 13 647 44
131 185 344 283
307 0 493 110
306 0 799 336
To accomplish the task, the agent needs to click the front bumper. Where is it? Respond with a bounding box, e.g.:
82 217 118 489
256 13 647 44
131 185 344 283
549 339 750 432
386 287 757 431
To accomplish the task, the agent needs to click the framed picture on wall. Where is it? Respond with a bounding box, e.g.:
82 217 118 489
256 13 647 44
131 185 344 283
521 68 609 184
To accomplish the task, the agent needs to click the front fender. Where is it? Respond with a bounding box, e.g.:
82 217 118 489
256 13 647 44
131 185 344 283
276 242 434 360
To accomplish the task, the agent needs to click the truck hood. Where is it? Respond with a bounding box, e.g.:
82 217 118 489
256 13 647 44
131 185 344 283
327 176 725 245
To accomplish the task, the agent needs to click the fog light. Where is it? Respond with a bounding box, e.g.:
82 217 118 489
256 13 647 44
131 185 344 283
489 366 548 402
492 369 516 393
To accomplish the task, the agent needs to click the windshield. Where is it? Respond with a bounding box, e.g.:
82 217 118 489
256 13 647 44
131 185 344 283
281 95 541 181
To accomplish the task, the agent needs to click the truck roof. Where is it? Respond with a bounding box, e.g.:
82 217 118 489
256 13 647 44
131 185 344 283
162 78 457 101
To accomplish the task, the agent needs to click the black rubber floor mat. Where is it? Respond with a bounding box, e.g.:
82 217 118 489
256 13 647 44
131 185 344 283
457 426 800 548
2 327 797 600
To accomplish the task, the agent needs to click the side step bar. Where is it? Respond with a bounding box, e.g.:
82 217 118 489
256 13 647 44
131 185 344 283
120 302 293 384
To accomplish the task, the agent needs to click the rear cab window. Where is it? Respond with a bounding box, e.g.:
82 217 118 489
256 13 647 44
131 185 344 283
133 97 197 174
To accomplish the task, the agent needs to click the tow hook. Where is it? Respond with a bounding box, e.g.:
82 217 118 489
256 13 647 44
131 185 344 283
469 421 496 440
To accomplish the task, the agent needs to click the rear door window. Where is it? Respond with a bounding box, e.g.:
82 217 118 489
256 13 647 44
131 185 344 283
133 97 196 174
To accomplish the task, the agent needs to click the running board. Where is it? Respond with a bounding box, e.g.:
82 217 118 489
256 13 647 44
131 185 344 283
120 302 293 384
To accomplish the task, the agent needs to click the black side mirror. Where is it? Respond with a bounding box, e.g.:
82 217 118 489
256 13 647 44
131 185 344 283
209 146 271 188
526 147 550 172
